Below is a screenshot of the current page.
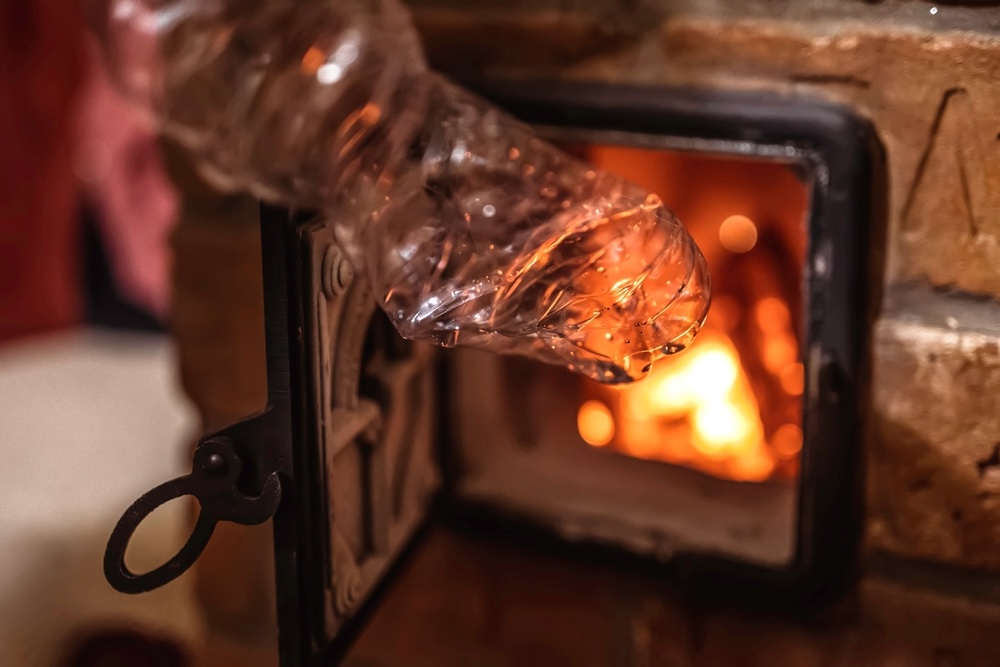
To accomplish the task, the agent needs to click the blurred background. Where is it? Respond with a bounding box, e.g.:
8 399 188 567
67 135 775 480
2 3 206 664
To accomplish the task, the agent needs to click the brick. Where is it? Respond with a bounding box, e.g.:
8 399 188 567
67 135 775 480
869 289 1000 571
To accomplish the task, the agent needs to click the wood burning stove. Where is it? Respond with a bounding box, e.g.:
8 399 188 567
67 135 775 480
103 84 883 666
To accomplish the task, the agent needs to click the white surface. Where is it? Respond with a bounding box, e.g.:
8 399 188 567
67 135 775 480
0 330 202 666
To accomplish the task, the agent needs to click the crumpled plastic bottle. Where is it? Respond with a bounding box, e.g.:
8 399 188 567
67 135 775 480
93 0 710 383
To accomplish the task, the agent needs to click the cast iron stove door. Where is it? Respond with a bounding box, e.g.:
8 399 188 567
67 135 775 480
102 203 442 667
276 208 440 664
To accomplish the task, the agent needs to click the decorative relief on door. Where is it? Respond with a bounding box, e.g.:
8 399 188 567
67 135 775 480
301 220 438 637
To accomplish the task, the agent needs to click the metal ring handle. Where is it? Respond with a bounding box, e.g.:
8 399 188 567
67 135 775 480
104 477 219 593
104 438 282 594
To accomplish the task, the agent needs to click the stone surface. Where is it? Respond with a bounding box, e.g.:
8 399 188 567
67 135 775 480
413 7 1000 296
649 21 1000 298
870 288 1000 570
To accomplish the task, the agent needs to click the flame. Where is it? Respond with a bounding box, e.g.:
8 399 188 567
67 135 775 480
572 145 807 483
576 322 801 482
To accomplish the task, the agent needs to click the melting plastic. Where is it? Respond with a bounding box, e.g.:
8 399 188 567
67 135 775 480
95 0 711 382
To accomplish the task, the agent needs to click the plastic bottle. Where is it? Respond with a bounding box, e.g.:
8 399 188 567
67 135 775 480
94 0 710 382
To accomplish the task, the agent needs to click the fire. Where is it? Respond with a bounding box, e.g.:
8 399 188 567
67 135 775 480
577 321 800 482
572 144 808 483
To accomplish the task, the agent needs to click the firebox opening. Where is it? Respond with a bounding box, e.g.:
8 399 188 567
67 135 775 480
449 136 813 568
566 143 808 484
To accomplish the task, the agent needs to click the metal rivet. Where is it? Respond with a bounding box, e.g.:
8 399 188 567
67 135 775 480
205 453 227 474
323 246 353 299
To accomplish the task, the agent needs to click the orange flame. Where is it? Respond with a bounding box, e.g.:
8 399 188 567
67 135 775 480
573 145 807 483
577 322 802 482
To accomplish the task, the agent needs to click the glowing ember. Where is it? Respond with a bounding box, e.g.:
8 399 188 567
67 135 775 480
755 297 791 334
719 215 758 253
772 424 804 458
780 362 805 396
763 333 798 375
624 340 739 419
577 400 615 447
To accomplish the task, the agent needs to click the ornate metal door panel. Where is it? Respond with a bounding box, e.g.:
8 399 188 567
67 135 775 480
297 218 439 644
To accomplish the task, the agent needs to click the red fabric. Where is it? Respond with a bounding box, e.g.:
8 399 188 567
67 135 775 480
78 39 178 318
0 1 86 342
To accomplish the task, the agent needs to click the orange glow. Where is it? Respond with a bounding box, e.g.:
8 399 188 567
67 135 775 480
763 333 798 375
773 424 803 458
628 340 740 419
577 400 615 446
780 363 805 396
301 47 326 75
583 330 775 479
729 449 777 482
573 145 807 483
576 304 803 481
692 399 759 458
755 297 791 334
719 215 758 253
709 295 742 332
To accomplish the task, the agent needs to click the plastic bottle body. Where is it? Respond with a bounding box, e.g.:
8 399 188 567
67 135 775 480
96 0 710 382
